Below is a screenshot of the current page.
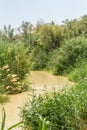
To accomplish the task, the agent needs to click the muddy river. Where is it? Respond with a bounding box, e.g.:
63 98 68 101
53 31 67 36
0 71 74 130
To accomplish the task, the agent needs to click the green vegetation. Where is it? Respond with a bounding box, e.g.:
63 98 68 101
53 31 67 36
0 15 87 129
68 60 87 82
20 82 87 130
0 41 29 80
0 39 29 103
47 37 87 75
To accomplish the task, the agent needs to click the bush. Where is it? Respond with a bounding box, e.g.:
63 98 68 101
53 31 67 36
0 41 29 95
20 81 87 130
28 45 48 70
0 64 25 94
0 41 29 80
68 60 87 82
48 37 87 75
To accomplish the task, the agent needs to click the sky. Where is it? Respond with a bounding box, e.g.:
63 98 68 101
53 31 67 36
0 0 87 28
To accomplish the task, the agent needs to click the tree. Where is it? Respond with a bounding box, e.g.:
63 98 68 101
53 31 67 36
20 21 33 43
37 24 65 50
2 25 14 40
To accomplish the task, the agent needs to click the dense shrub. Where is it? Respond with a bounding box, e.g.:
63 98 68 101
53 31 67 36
68 60 87 82
0 41 29 80
0 64 26 94
20 81 87 130
0 41 29 95
37 24 65 50
28 45 48 70
47 37 87 75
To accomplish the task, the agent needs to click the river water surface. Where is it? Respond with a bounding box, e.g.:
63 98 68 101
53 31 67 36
0 71 74 130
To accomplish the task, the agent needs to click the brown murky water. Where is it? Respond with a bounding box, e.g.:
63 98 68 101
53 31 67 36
0 71 74 130
29 71 74 94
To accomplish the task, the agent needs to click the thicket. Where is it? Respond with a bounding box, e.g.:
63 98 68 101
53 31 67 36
68 60 87 82
17 15 87 75
1 15 87 74
47 37 87 75
0 39 29 103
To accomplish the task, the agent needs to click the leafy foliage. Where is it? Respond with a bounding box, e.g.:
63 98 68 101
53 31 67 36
0 15 87 130
0 40 29 97
0 64 25 94
37 24 65 50
20 82 87 130
47 37 87 75
0 41 29 80
28 45 48 70
68 60 87 82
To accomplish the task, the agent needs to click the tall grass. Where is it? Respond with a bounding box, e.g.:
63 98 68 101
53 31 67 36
20 82 87 130
0 107 6 130
0 40 29 96
0 41 29 80
38 116 49 130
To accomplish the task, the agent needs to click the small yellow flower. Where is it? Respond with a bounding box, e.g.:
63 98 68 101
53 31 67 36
11 74 17 78
11 78 17 82
6 69 10 72
17 82 21 85
6 86 12 90
2 65 9 70
8 47 11 53
7 74 11 77
12 82 17 85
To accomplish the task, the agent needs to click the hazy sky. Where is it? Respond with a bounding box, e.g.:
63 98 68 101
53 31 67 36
0 0 87 28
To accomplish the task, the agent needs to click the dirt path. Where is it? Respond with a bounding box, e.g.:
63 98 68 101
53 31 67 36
0 71 74 130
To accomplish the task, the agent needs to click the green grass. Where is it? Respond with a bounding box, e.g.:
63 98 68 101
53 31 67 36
20 81 87 130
